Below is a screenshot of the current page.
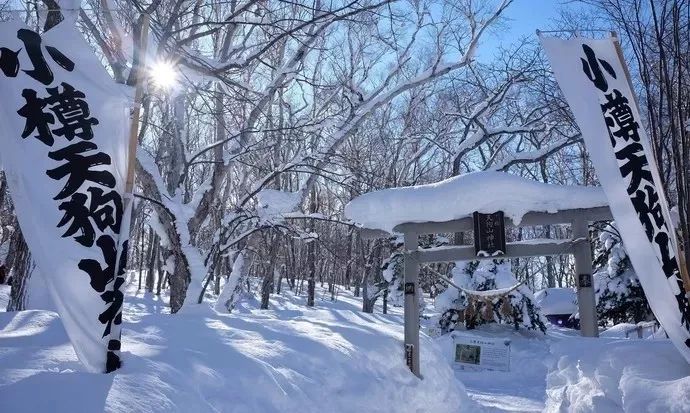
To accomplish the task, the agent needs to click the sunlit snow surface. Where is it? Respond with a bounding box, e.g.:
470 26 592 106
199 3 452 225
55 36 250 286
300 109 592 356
1 280 689 412
0 280 475 413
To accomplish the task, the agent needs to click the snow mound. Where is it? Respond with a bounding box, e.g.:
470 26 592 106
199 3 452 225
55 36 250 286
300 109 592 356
345 171 607 233
0 302 477 412
535 288 577 315
545 335 690 412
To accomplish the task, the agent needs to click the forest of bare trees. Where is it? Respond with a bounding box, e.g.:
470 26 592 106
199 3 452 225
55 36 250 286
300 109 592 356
0 0 688 316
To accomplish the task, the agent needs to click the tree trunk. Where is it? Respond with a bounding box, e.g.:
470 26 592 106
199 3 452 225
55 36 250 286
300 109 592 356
214 255 227 295
362 271 371 312
0 171 7 211
137 219 146 290
382 288 388 315
344 229 353 290
6 226 32 311
145 232 158 293
306 189 317 307
544 226 556 288
260 235 279 309
156 251 166 296
169 252 190 313
288 237 297 290
260 271 272 309
276 264 284 294
362 240 382 313
306 239 316 307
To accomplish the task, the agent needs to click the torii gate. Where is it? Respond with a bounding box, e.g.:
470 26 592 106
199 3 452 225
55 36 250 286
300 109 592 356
363 205 613 377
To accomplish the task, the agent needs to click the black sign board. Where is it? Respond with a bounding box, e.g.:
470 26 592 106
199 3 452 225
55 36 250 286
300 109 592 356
404 282 415 295
578 273 592 288
473 211 506 257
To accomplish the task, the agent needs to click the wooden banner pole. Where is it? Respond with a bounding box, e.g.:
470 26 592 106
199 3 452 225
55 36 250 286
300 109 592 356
126 13 150 194
677 231 690 301
105 13 150 373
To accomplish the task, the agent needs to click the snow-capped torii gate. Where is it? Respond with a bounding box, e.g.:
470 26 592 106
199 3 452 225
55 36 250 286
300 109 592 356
346 172 615 378
391 205 612 377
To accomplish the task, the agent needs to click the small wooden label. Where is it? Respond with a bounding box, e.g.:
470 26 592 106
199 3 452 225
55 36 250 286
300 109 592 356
578 273 592 288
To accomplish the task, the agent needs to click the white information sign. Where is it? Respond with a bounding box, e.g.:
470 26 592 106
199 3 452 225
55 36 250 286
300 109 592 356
451 332 511 372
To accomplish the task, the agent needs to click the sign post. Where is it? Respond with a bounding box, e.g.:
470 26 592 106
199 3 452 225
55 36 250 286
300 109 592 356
573 219 598 337
403 232 420 377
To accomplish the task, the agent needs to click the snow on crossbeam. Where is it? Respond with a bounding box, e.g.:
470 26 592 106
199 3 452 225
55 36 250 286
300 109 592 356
345 171 609 233
416 239 589 263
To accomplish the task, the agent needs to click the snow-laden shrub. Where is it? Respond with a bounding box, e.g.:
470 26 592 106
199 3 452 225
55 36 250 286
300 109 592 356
381 250 404 307
434 259 546 334
381 235 444 310
594 222 654 325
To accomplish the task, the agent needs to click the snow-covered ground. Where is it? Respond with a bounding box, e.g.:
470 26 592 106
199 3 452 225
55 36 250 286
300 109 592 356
0 279 475 413
438 325 551 412
440 323 690 412
546 329 690 412
1 279 689 412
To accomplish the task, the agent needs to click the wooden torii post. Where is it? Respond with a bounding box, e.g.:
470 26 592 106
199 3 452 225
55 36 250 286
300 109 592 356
365 205 613 378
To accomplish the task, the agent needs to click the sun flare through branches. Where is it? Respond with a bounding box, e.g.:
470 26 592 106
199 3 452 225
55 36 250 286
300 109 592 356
149 60 178 89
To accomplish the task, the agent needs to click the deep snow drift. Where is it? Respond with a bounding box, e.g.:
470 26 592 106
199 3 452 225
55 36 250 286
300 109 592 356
546 329 690 412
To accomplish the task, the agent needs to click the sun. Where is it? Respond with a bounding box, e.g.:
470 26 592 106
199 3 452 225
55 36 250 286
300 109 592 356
150 60 178 89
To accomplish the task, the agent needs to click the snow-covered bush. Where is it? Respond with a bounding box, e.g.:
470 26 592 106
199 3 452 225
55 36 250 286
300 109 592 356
435 259 546 334
594 222 654 325
381 235 444 309
381 249 404 307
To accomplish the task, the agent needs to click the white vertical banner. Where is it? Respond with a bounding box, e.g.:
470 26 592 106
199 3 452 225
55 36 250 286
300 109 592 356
540 35 690 362
0 20 130 372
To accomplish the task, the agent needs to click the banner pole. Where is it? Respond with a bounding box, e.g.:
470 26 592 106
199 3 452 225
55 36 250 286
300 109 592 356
105 13 150 373
126 13 150 194
611 33 690 302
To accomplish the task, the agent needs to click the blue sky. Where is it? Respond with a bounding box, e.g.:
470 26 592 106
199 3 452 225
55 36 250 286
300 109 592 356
503 0 562 37
484 0 563 49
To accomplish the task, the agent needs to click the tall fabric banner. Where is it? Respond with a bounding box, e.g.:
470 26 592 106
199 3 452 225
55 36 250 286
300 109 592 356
540 35 690 362
0 20 130 372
